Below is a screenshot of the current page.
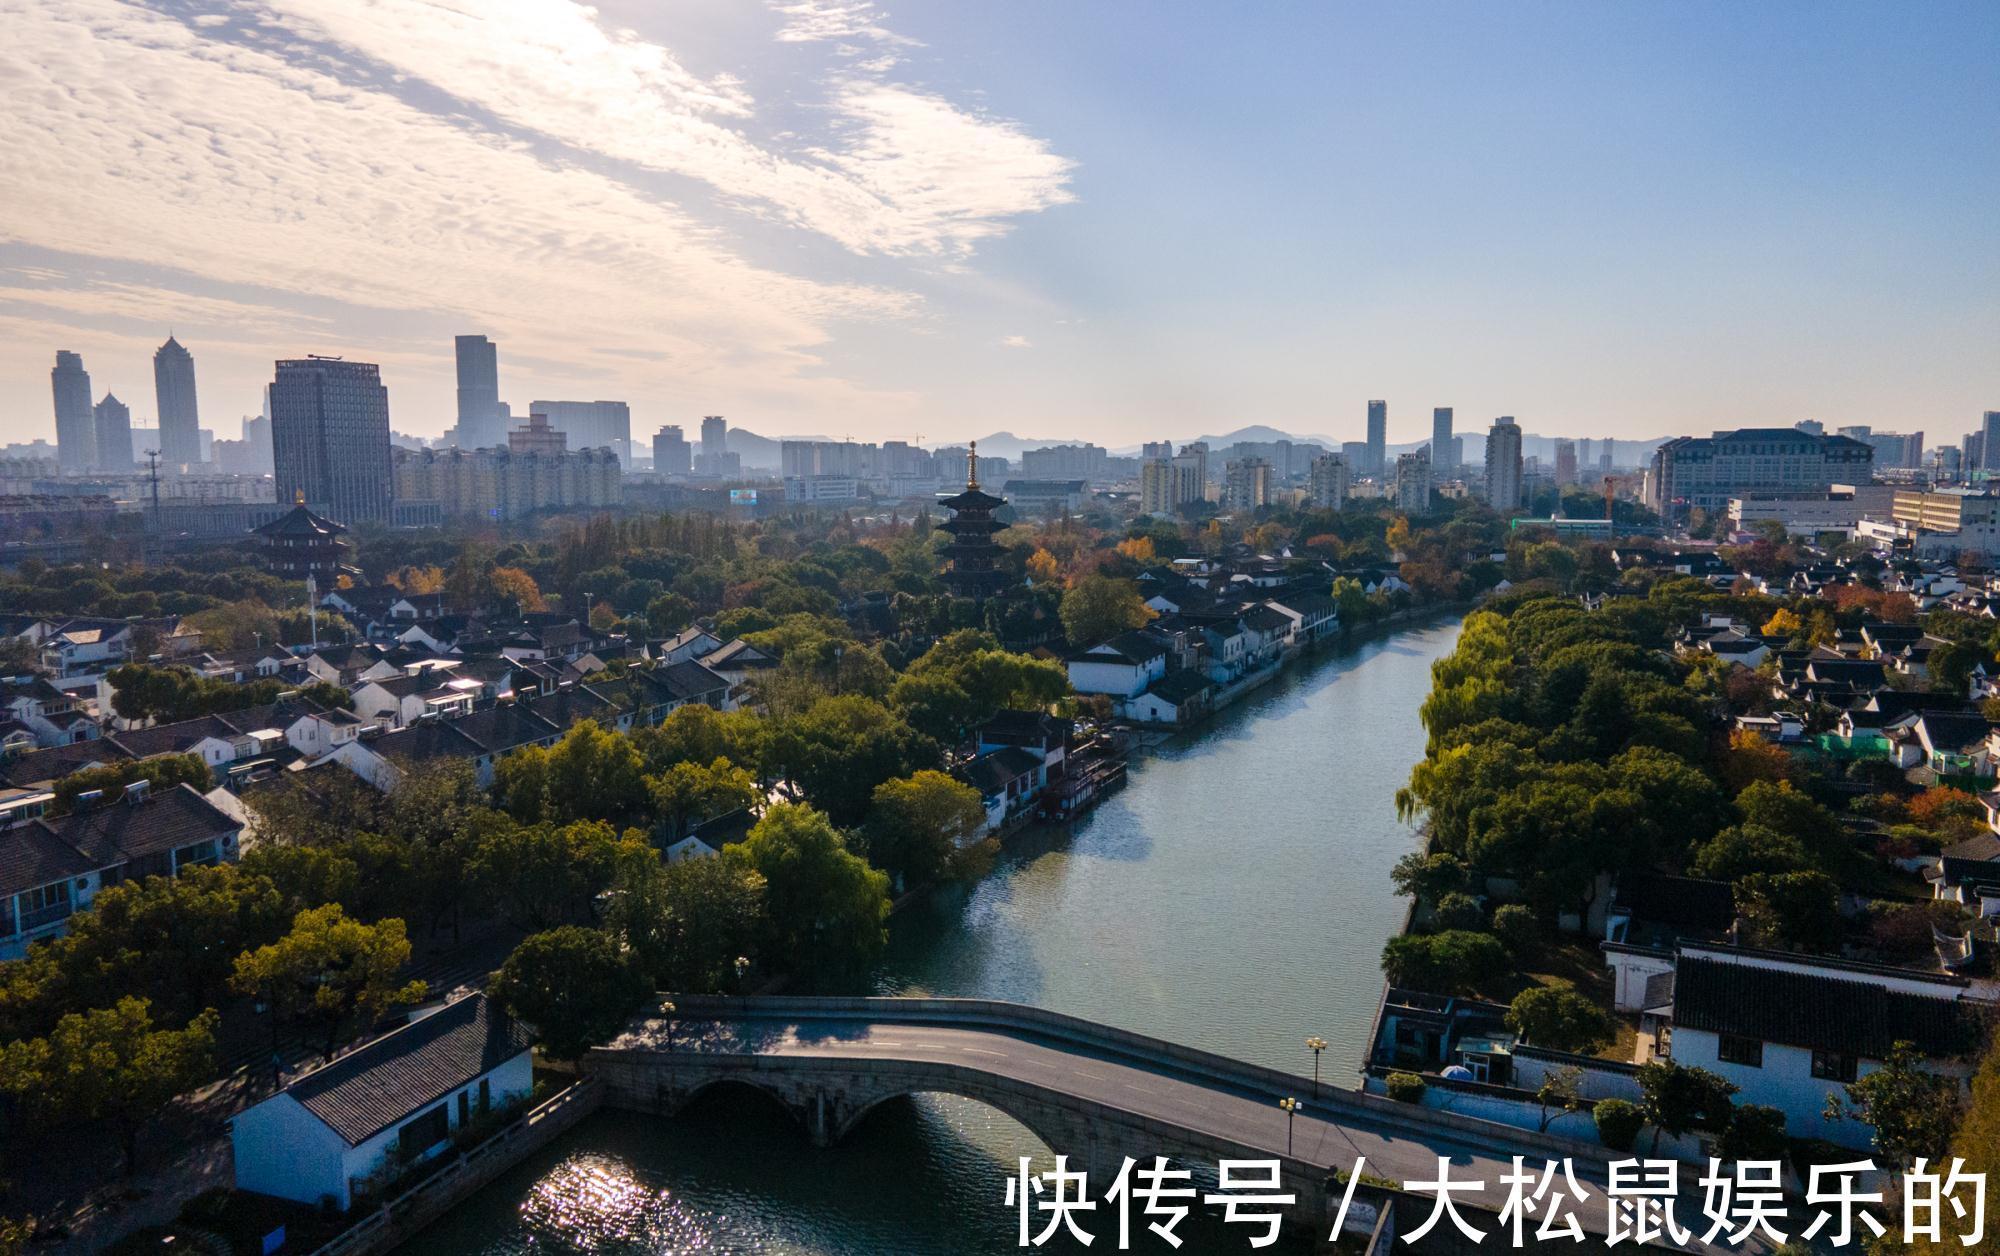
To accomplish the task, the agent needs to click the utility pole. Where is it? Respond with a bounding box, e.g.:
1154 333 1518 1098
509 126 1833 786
144 449 162 567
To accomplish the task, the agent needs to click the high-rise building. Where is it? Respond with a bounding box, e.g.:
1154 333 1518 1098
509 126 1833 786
1966 432 1986 476
1646 428 1874 515
51 350 95 474
1141 440 1174 460
453 334 505 449
1140 453 1206 516
1365 400 1387 475
1430 408 1453 473
271 356 394 524
529 400 632 465
1985 413 2000 471
1554 440 1578 487
93 393 133 472
393 445 620 519
154 335 202 468
1308 453 1349 511
1020 444 1109 480
1223 457 1272 511
1484 416 1523 512
1394 449 1432 512
653 425 691 475
508 413 567 455
701 415 727 458
242 415 274 475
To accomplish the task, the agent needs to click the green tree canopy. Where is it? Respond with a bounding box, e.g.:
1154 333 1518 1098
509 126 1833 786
1058 575 1151 646
863 770 989 886
489 926 648 1062
725 803 889 990
230 904 426 1061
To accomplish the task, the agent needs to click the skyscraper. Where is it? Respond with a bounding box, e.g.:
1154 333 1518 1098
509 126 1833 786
653 425 692 475
154 335 202 468
51 350 95 474
1485 416 1523 512
1366 400 1387 475
1430 408 1453 473
1394 449 1431 512
1986 412 2000 472
701 415 728 458
271 356 394 524
453 335 504 449
1554 441 1577 486
94 393 133 472
1223 457 1272 510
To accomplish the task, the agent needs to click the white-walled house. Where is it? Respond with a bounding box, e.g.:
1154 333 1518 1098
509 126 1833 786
1660 943 1985 1149
1064 632 1168 700
232 992 534 1211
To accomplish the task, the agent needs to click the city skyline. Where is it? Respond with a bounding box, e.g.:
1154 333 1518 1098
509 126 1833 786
1 1 1996 449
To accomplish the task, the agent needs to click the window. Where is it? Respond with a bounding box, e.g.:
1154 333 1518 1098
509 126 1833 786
1718 1034 1764 1067
478 1078 491 1114
1812 1051 1858 1083
398 1105 450 1160
458 1091 470 1125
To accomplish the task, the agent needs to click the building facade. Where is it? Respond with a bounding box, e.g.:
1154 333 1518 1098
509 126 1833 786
530 400 631 465
1430 408 1453 473
1223 457 1272 511
653 425 692 475
93 394 134 473
1484 416 1523 512
1309 452 1349 511
154 336 202 469
271 357 395 524
1394 449 1431 512
51 351 95 474
1365 400 1387 475
1647 428 1875 516
452 334 505 450
392 445 620 519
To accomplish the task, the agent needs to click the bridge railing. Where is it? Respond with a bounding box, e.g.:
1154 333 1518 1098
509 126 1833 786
651 995 1616 1169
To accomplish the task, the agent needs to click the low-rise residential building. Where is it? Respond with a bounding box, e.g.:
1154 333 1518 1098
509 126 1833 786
231 992 534 1212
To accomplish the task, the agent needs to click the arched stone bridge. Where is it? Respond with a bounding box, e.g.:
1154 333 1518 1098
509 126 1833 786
583 996 1761 1251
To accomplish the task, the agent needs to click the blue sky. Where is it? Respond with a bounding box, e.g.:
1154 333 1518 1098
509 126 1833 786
1 0 1994 450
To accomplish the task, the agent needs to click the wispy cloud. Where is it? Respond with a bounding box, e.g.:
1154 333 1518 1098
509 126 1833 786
768 0 913 47
1000 334 1031 349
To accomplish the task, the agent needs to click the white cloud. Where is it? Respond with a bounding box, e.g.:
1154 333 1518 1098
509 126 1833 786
1000 334 1031 349
0 0 916 431
236 0 1071 257
768 1 911 47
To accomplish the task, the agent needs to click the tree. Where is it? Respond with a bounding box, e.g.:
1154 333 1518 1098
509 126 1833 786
1760 608 1803 638
1827 1041 1961 1167
644 592 695 635
1378 930 1508 994
1058 575 1151 646
1505 984 1615 1055
648 757 759 840
1716 1104 1788 1163
1636 1058 1737 1153
489 927 648 1062
1687 824 1813 882
609 848 767 993
1734 870 1842 952
1717 728 1796 793
726 804 890 990
1430 892 1485 931
50 755 211 813
1389 851 1471 901
495 720 649 827
230 905 426 1061
1535 1065 1583 1132
0 998 217 1175
486 565 545 612
1593 1098 1644 1151
474 819 635 930
768 696 939 825
1492 904 1541 956
864 771 989 886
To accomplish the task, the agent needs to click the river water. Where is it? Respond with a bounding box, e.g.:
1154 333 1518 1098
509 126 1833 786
419 617 1462 1255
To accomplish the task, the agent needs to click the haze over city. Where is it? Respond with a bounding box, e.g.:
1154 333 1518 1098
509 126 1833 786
3 0 1997 449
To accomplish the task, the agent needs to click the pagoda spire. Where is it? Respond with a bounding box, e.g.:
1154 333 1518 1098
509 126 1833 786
967 440 980 491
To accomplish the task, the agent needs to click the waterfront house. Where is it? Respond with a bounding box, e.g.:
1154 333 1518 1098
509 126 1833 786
1123 670 1214 725
1632 942 1986 1148
961 746 1047 833
0 782 241 960
231 992 534 1212
1065 632 1169 701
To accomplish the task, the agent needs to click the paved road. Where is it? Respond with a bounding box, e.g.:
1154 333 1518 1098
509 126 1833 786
616 1007 1785 1253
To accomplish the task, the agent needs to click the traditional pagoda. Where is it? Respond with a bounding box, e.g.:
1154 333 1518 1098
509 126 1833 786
253 491 350 582
936 442 1012 600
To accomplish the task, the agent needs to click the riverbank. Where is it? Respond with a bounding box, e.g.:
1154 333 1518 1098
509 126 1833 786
408 615 1469 1256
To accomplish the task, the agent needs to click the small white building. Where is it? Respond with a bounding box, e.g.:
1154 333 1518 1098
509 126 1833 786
232 993 534 1212
1064 632 1168 699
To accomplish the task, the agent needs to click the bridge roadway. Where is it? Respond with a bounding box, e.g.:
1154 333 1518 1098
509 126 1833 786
585 997 1773 1252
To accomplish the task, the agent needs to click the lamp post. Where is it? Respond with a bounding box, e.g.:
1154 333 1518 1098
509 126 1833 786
1305 1036 1327 1098
1278 1097 1300 1157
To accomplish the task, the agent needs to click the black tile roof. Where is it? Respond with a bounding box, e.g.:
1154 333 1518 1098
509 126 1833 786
961 746 1043 794
0 741 132 789
5 784 240 894
282 994 533 1145
1673 956 1983 1060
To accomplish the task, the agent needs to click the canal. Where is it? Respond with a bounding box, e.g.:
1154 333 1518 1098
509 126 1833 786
418 616 1462 1255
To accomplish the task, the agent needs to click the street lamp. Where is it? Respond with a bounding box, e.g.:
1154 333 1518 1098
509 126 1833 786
1305 1036 1328 1098
1278 1097 1300 1157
